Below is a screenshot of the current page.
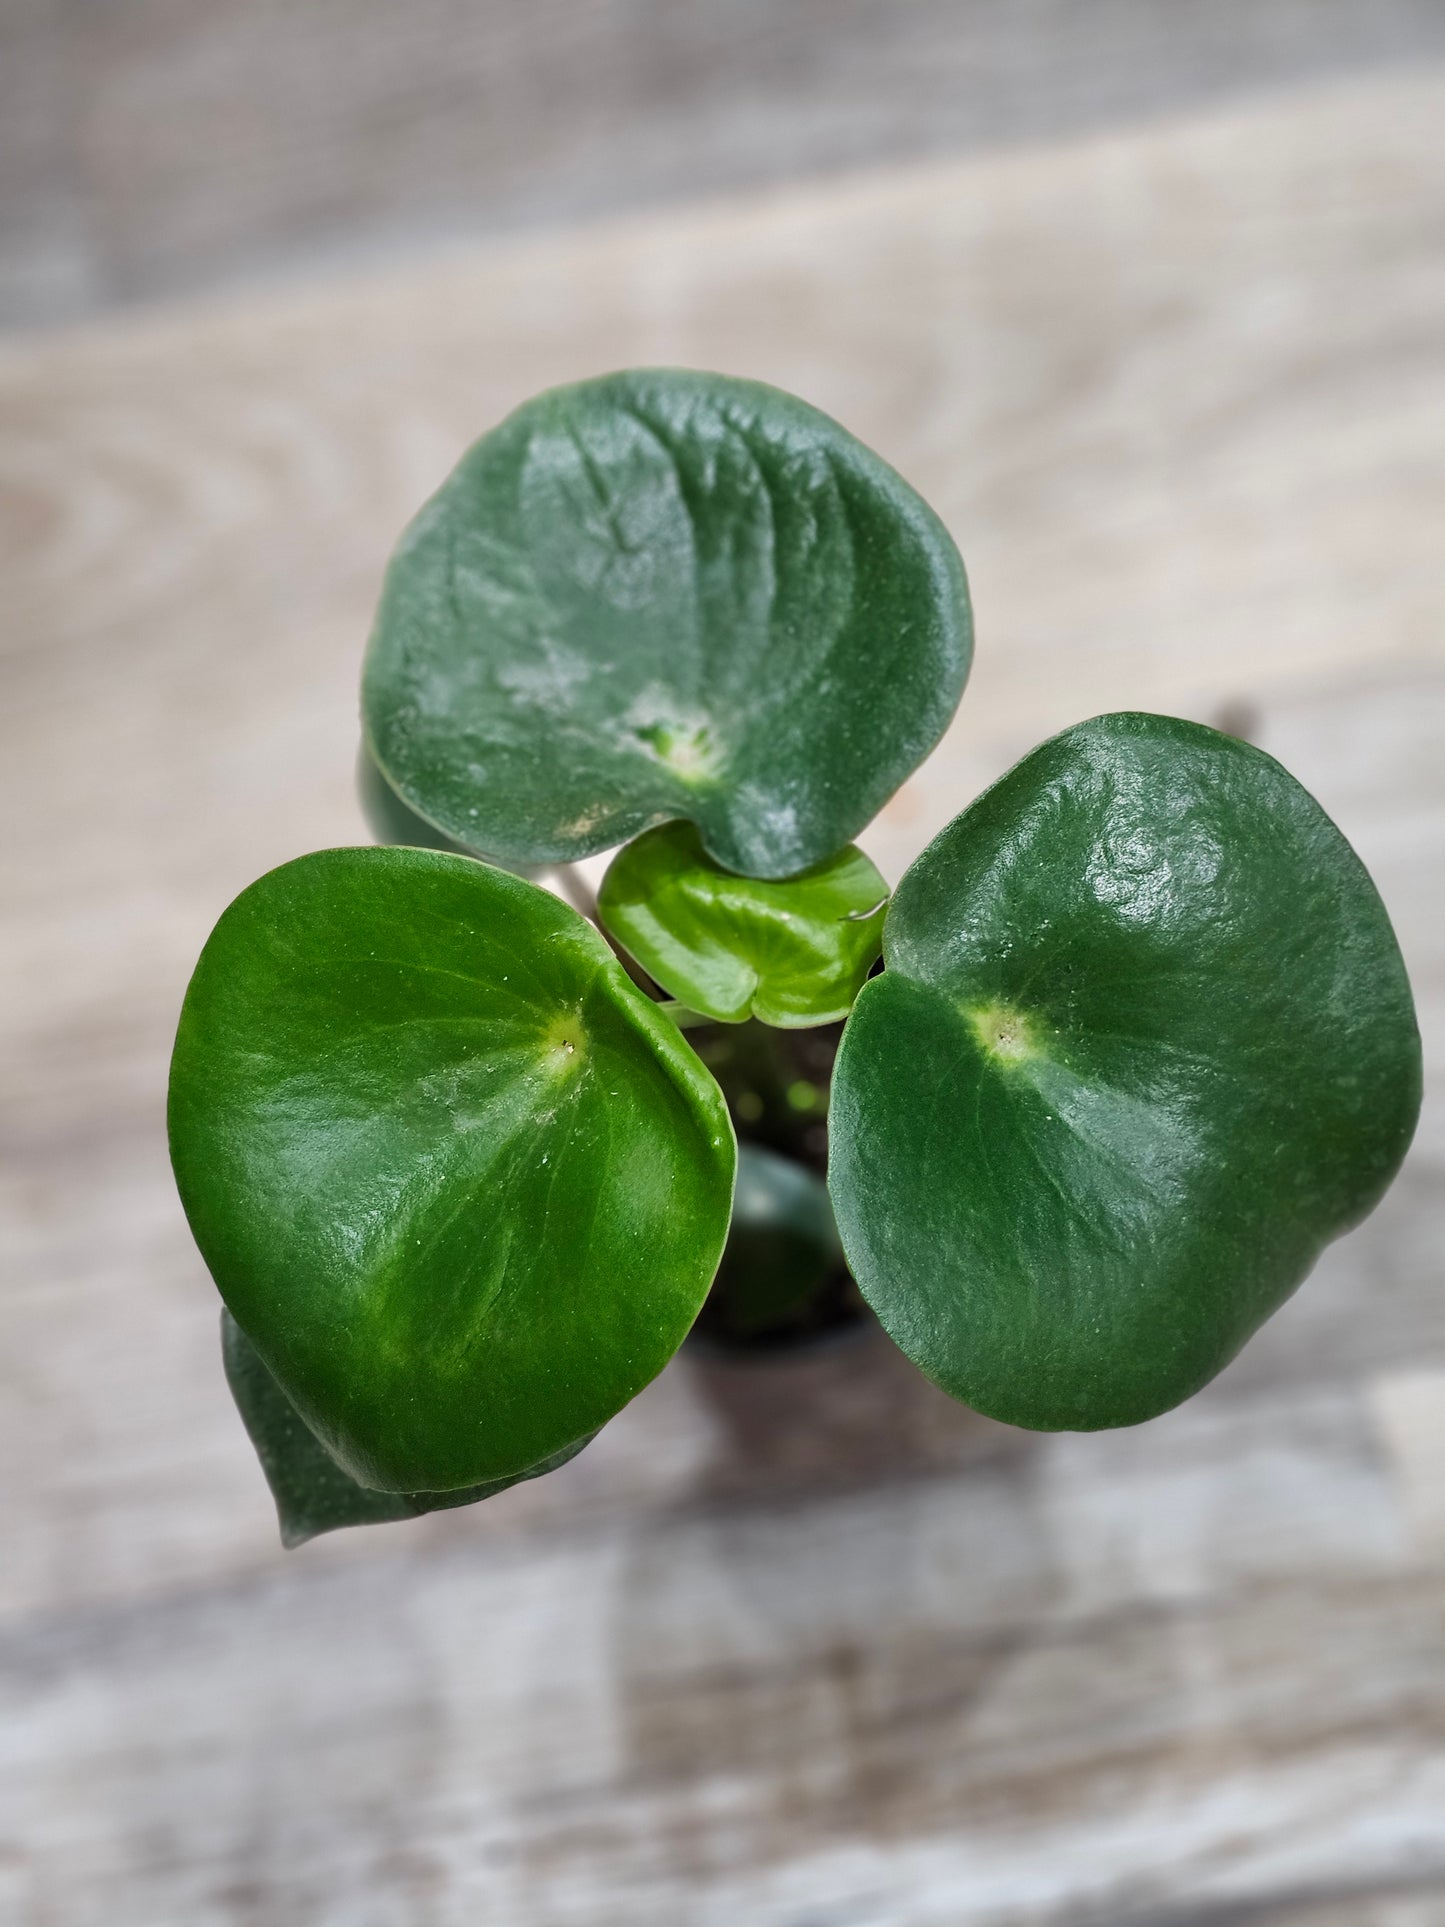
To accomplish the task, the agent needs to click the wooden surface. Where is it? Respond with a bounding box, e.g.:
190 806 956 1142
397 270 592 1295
3 69 1445 1925
5 0 1445 327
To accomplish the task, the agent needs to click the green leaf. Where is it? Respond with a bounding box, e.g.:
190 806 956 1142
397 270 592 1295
828 713 1421 1431
598 821 887 1026
169 847 735 1491
357 741 475 854
356 743 544 876
362 369 971 880
702 1144 844 1339
221 1311 593 1547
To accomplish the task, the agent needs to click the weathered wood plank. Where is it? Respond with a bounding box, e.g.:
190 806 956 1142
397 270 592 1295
6 0 1445 327
4 1525 1444 1923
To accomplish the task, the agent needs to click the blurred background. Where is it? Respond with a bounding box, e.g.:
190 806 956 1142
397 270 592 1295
3 5 1443 1922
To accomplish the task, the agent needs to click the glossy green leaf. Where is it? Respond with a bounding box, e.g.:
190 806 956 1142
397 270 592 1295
169 846 735 1491
701 1144 844 1339
362 369 971 879
598 821 887 1026
828 713 1421 1431
221 1311 593 1547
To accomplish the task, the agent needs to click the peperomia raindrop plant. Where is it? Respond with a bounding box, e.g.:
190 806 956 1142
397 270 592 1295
169 369 1421 1545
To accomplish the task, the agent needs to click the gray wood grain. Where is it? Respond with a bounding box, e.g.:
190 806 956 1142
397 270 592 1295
5 0 1445 327
2 70 1443 1924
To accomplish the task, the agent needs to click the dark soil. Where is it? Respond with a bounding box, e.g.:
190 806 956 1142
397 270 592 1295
685 1017 872 1353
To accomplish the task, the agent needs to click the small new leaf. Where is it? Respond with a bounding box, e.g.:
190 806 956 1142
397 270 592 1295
599 821 888 1027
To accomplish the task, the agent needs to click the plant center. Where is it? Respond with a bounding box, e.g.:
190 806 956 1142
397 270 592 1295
633 718 721 785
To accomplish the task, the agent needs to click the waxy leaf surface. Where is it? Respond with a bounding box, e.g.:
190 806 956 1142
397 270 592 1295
357 742 477 856
170 847 735 1491
599 821 887 1026
363 369 971 878
357 742 542 877
221 1311 592 1546
828 713 1421 1430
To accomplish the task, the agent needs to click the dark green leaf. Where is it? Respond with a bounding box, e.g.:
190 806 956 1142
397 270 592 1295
362 369 971 879
170 847 735 1490
598 821 887 1026
222 1311 593 1547
357 742 545 876
357 741 476 855
828 713 1421 1430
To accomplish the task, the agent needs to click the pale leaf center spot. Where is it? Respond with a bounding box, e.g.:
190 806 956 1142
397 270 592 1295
968 1000 1044 1065
541 1012 588 1075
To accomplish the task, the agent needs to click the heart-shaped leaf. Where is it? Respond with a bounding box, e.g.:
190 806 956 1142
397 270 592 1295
362 370 971 879
598 821 887 1026
221 1311 594 1547
828 713 1421 1430
169 847 735 1490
